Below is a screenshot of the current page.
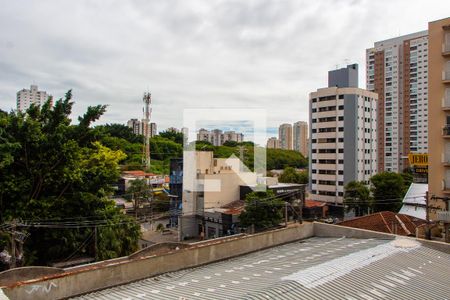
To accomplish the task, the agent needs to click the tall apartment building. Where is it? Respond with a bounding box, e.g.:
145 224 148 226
293 121 308 157
211 129 223 146
150 123 157 137
428 17 450 224
127 119 141 135
309 64 378 204
127 119 157 137
279 123 293 150
266 137 280 149
196 129 244 146
17 85 51 111
223 131 244 144
367 31 429 173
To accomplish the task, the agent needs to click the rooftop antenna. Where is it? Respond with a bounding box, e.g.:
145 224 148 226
142 92 152 170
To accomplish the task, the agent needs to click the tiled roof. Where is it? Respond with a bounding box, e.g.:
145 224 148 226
123 170 157 177
338 211 426 236
304 199 327 208
221 199 245 215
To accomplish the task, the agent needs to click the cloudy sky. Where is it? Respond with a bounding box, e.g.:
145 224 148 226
0 0 449 137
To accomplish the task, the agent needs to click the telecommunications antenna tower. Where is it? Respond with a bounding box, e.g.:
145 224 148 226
142 92 152 169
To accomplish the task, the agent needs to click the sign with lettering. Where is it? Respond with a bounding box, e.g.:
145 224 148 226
408 153 428 166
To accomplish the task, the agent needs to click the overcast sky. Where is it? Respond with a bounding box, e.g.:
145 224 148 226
0 0 449 136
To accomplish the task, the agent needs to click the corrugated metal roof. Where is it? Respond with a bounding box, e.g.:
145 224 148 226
73 237 450 300
399 183 427 219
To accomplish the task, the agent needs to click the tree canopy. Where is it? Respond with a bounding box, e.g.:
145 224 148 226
279 167 309 184
370 172 406 212
239 190 284 231
0 92 140 268
344 181 372 216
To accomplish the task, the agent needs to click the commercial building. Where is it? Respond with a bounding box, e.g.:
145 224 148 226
278 123 293 150
169 158 183 226
293 121 308 156
196 128 244 146
309 64 378 204
366 31 429 172
16 85 51 111
179 151 304 239
428 17 450 227
266 137 280 149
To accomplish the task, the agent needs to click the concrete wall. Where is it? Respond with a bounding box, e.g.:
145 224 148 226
0 267 64 287
1 223 314 300
315 222 450 254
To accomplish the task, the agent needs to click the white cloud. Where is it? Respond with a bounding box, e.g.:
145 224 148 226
0 0 449 131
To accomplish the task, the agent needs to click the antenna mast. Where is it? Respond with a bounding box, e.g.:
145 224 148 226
142 92 152 169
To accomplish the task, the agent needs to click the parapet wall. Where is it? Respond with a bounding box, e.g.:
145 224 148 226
3 222 449 300
314 222 450 254
1 223 314 300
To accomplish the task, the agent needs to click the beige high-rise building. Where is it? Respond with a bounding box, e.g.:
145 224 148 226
266 137 280 149
428 17 450 226
293 121 308 157
17 85 51 111
367 31 429 173
279 123 293 150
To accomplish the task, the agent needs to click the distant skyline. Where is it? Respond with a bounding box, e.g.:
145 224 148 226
0 0 449 132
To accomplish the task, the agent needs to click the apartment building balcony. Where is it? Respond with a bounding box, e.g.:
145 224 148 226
443 125 450 137
442 95 450 111
443 43 450 56
444 70 450 83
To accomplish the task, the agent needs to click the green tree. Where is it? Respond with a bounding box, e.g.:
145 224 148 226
401 172 414 194
126 179 152 214
266 149 307 170
96 123 142 144
344 181 372 216
239 190 284 230
370 172 405 212
159 130 184 145
149 136 182 161
223 140 238 147
279 167 308 184
0 92 140 267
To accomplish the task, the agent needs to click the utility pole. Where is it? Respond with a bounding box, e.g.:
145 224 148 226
426 192 431 240
285 202 288 227
94 226 98 261
237 146 246 172
299 190 303 224
10 219 16 268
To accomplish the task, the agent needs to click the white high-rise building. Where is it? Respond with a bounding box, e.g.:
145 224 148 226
309 64 378 204
366 31 428 172
17 85 50 111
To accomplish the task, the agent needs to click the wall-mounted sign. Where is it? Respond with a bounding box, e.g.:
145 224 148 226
408 153 428 166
